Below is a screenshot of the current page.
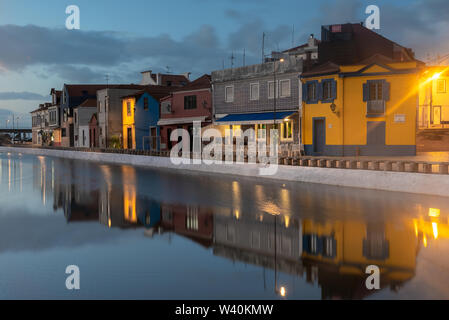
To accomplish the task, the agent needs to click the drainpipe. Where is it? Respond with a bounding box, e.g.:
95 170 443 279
342 76 345 157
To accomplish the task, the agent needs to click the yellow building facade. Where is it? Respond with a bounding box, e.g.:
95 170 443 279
301 59 421 156
418 66 449 129
122 97 136 149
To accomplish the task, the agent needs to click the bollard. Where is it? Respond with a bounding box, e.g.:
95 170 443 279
318 159 327 168
439 163 449 174
384 161 393 171
348 160 357 169
360 161 369 170
423 163 432 174
409 162 419 173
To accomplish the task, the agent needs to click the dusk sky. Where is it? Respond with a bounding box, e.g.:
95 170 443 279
0 0 448 117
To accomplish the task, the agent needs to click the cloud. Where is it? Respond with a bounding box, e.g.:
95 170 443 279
0 91 47 100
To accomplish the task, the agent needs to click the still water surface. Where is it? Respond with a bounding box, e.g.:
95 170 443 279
1 151 449 299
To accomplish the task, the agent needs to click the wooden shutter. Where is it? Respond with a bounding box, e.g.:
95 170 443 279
382 80 390 101
302 83 308 102
363 83 369 102
331 79 337 100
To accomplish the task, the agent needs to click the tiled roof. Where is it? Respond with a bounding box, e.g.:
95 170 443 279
301 61 340 77
121 85 173 101
172 74 211 92
76 98 97 108
65 84 146 96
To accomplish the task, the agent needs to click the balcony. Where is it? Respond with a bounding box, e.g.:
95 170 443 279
366 100 385 117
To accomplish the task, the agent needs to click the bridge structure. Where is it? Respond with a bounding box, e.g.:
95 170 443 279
0 128 32 141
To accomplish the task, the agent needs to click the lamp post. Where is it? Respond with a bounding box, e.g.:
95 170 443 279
273 58 284 150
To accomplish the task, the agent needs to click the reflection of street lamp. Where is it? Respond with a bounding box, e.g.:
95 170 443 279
272 211 287 298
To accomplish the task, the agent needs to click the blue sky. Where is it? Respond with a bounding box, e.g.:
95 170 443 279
0 0 448 117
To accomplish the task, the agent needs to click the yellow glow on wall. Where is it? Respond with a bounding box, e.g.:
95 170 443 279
432 222 439 239
423 234 428 248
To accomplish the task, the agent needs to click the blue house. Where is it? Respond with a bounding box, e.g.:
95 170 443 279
122 86 172 150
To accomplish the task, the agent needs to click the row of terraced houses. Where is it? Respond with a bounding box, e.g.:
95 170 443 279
31 23 449 156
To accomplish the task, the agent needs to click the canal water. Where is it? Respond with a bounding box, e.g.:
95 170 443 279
1 151 449 300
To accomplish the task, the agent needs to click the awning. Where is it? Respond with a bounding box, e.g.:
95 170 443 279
157 116 208 126
215 111 297 125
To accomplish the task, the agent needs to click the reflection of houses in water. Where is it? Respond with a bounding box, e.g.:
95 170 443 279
210 209 423 299
213 212 303 275
158 203 214 246
52 159 99 222
302 220 418 299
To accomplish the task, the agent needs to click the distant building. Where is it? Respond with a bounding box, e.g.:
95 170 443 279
88 113 99 148
419 66 449 129
49 88 62 146
73 99 97 148
31 103 51 146
121 86 172 150
140 70 190 87
158 74 213 151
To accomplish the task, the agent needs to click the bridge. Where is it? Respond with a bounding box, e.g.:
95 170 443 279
0 128 32 134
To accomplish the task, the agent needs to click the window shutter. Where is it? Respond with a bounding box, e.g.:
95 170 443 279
317 81 323 101
302 83 308 102
382 80 390 101
363 83 369 102
302 235 310 252
331 80 337 100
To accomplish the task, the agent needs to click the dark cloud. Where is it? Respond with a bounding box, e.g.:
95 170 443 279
0 91 47 100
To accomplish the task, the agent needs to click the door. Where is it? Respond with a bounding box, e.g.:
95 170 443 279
167 128 172 150
127 127 133 149
367 121 386 146
150 127 157 150
432 106 441 126
313 118 325 155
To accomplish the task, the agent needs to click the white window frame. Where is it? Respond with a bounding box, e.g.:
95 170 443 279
249 82 259 101
225 85 234 103
279 79 291 98
268 81 278 99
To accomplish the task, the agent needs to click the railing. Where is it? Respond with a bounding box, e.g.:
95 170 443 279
3 144 449 175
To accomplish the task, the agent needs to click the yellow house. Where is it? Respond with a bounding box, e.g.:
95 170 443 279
301 55 423 156
418 66 449 129
122 96 136 149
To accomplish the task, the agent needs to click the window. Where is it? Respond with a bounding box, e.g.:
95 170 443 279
437 79 446 93
281 120 293 140
143 97 149 110
322 237 336 258
363 80 390 117
279 79 291 97
127 101 131 116
268 81 277 99
256 124 267 139
184 95 197 109
322 79 337 102
186 207 199 231
225 86 234 103
250 83 259 100
303 81 318 103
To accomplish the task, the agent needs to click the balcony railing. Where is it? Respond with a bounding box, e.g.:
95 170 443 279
367 100 385 117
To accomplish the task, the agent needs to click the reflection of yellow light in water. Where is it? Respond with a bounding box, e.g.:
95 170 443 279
122 166 137 223
259 214 263 222
284 215 290 228
280 287 286 297
432 222 438 239
234 209 240 220
423 234 428 248
108 218 112 228
429 208 440 218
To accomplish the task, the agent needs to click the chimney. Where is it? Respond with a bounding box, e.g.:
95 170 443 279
156 73 162 85
140 70 155 85
308 34 315 47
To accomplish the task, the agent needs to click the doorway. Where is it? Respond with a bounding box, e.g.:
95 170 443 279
312 118 325 155
127 127 133 149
